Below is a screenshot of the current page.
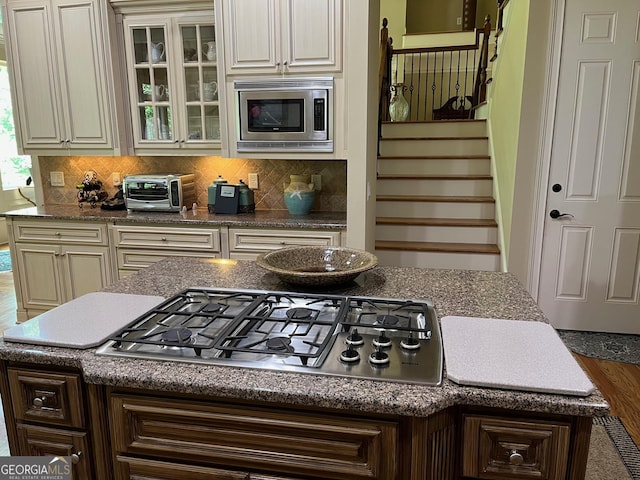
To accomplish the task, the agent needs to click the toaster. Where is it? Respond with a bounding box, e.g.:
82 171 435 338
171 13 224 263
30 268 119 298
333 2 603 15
123 174 196 212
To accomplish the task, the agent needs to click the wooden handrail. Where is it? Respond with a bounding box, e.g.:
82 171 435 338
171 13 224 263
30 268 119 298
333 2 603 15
473 15 492 106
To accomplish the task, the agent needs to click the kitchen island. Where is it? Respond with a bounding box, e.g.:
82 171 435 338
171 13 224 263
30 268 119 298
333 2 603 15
0 258 609 480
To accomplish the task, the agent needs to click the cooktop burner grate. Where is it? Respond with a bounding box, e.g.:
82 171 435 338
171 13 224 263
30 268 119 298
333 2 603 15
97 288 443 386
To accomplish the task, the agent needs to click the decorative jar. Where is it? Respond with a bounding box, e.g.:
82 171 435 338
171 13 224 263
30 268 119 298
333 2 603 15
389 83 409 122
284 175 315 216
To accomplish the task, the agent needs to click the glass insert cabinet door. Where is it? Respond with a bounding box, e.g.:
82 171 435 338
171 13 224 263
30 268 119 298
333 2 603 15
179 22 220 143
123 14 220 149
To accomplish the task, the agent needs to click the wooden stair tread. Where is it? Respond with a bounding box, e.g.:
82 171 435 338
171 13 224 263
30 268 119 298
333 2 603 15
377 195 495 203
382 119 485 124
378 155 490 160
380 136 487 141
377 217 497 227
377 174 492 180
375 240 500 254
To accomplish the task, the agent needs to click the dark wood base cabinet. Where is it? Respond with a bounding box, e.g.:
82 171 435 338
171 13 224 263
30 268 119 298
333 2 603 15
0 361 593 480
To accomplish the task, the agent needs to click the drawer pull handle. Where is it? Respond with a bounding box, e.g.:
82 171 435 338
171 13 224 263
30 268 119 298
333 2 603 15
280 241 286 245
71 451 82 464
32 396 46 408
162 237 167 241
55 232 61 236
509 450 524 465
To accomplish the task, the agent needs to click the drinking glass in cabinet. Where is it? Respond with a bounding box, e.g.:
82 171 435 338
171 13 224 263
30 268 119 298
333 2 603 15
205 108 220 140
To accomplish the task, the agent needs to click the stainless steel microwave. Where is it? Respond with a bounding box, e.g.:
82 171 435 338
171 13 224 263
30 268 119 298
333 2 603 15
235 77 333 153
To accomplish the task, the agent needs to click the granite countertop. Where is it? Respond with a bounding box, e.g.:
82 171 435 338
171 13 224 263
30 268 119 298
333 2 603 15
1 205 347 229
0 257 609 418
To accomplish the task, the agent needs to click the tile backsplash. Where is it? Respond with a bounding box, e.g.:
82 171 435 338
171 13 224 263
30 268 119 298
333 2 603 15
38 156 347 212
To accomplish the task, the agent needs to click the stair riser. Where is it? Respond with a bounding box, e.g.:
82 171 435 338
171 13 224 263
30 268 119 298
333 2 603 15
376 201 495 219
380 138 488 157
378 158 491 175
382 121 486 138
376 224 498 244
377 178 493 196
375 249 500 271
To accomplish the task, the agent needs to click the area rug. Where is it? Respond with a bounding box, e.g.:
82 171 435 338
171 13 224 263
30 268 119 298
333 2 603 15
558 329 640 365
590 416 640 480
0 251 10 273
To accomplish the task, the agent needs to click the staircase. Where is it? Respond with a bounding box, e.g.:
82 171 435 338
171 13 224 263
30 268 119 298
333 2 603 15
375 119 501 271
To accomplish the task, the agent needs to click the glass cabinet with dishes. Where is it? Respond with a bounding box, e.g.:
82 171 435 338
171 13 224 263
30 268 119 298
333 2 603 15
121 11 220 152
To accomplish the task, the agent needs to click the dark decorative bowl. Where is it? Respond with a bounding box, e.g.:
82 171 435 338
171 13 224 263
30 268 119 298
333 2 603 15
255 246 378 287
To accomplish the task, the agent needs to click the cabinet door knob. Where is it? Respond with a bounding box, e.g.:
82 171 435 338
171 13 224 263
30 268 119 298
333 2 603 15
71 451 82 464
32 396 46 407
161 237 167 241
509 450 524 465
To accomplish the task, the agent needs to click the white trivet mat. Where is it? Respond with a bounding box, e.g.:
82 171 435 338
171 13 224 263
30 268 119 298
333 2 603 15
3 292 165 348
441 316 595 396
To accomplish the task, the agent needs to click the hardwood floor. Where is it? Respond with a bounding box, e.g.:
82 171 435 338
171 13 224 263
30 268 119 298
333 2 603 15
0 243 638 449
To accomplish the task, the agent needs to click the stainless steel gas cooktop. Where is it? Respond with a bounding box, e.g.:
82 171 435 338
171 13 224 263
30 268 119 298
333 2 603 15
95 288 443 386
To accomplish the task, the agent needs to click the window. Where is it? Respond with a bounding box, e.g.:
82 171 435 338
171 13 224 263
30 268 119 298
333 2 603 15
0 63 31 191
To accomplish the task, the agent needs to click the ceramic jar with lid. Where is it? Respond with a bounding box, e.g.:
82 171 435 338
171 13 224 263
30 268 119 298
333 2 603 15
284 174 315 215
207 175 228 213
237 179 255 213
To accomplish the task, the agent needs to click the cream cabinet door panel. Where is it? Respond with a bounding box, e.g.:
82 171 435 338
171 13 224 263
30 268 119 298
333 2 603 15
14 243 66 310
53 0 112 147
223 0 279 72
285 0 341 71
6 0 65 148
60 245 114 301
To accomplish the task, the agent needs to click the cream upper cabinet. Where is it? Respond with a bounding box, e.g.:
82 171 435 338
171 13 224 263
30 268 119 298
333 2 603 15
221 0 342 75
120 11 222 153
4 0 125 155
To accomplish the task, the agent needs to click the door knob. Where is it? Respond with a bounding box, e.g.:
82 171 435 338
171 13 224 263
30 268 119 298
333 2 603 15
549 209 574 219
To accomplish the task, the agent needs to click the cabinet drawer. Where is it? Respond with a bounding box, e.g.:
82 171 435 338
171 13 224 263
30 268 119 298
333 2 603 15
17 424 90 479
112 226 221 251
110 394 398 480
116 455 249 480
462 414 571 480
13 221 108 245
8 368 85 428
229 228 342 253
116 248 220 270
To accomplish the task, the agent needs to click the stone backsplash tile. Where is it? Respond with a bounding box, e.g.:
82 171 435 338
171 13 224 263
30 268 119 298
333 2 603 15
38 156 347 212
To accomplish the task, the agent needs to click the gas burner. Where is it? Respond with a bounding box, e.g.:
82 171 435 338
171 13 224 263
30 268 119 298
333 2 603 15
285 307 314 319
339 344 360 363
372 332 392 348
401 331 421 350
346 328 364 346
265 337 293 352
203 303 227 313
161 327 193 345
376 314 400 327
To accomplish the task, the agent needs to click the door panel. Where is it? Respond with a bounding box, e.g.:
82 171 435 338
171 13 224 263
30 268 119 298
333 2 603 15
538 0 640 333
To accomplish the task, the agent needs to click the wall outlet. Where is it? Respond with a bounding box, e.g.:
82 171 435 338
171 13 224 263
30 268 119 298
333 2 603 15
248 173 259 190
456 16 462 25
50 171 65 187
311 174 322 191
112 172 121 186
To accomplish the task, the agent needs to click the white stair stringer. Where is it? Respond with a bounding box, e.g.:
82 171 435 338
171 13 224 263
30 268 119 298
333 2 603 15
376 120 500 271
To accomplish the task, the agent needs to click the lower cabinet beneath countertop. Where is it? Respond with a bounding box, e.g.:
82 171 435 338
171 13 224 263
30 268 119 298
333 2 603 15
0 362 594 480
7 217 345 319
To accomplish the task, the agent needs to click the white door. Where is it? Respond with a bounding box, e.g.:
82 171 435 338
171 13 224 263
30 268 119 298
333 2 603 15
538 0 640 333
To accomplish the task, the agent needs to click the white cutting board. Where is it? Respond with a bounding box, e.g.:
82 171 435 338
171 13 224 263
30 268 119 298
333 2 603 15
441 316 595 397
3 292 165 349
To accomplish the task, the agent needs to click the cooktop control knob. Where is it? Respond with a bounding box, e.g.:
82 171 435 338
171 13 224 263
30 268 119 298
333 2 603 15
373 332 392 348
340 344 360 363
346 328 364 346
401 331 421 350
369 345 390 366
